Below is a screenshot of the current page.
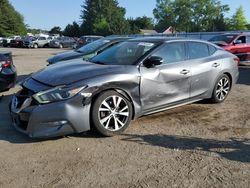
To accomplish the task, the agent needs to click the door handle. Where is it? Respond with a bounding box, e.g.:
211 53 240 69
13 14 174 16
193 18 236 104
180 69 190 75
212 62 220 67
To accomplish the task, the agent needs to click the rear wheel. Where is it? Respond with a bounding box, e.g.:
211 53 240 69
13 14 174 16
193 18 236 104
91 91 133 136
210 74 231 103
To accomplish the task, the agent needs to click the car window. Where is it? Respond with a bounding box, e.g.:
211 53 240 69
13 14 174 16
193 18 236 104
152 42 186 64
38 37 46 40
246 36 250 44
208 44 217 55
188 42 210 59
236 36 246 44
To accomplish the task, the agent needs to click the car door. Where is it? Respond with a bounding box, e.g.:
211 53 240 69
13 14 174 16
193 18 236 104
230 35 248 57
139 42 191 112
187 42 221 98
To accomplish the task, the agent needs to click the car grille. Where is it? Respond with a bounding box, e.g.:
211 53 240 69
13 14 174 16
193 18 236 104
12 87 37 131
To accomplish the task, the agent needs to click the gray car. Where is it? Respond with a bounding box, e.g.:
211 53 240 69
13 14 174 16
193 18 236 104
10 38 239 138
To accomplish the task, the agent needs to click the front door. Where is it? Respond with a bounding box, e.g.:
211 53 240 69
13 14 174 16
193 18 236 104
139 42 191 112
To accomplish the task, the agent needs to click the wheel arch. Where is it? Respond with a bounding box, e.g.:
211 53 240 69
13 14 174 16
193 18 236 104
90 88 136 120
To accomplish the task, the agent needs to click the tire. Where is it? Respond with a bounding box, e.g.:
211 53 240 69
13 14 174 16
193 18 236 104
210 74 231 103
91 90 133 136
33 43 38 49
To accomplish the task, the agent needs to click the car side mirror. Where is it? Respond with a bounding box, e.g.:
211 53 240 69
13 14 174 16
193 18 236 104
234 40 242 45
143 56 163 68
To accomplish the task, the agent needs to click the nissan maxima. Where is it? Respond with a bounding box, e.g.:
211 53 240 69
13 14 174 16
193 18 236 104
10 38 239 138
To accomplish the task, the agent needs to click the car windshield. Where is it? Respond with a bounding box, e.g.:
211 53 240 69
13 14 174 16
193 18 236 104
76 38 111 54
90 41 157 65
209 34 237 44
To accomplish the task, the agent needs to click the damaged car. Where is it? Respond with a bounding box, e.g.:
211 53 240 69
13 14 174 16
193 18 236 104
10 38 239 138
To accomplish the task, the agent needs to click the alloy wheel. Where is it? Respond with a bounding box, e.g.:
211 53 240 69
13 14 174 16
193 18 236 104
98 95 130 131
215 77 230 101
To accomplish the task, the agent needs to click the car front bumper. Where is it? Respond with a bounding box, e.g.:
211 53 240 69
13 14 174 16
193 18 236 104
10 92 91 138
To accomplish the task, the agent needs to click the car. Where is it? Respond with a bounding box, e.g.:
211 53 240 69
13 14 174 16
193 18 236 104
0 37 3 46
74 35 103 49
10 36 24 48
49 36 76 48
10 37 239 138
2 36 21 47
209 33 250 65
47 36 132 65
23 36 52 48
0 51 17 92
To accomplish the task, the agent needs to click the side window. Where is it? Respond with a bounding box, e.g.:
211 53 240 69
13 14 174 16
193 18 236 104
188 42 209 59
208 44 217 55
247 36 250 44
152 42 186 64
236 36 246 44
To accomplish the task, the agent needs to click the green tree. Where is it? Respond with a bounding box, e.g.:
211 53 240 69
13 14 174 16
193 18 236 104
80 0 130 35
153 0 229 32
229 6 248 31
63 21 81 37
128 16 154 34
0 0 26 36
49 26 62 35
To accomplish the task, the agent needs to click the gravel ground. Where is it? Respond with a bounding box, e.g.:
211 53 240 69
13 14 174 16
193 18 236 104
0 48 250 188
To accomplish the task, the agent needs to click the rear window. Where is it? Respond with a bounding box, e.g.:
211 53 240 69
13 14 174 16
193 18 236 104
188 42 210 59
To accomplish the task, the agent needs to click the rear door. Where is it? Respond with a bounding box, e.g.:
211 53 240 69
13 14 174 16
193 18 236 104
140 42 191 112
187 42 221 98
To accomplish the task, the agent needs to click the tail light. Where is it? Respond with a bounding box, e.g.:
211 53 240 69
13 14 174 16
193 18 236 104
233 57 240 66
0 60 12 68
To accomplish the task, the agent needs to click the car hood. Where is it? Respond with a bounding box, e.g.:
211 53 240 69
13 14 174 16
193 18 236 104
31 60 122 87
47 50 83 64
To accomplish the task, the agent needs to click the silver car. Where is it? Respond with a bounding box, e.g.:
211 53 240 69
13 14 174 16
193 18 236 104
10 38 239 138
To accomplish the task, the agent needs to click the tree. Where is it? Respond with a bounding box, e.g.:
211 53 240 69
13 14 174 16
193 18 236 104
49 26 62 35
0 0 27 36
153 0 229 32
229 6 248 31
63 21 81 37
128 16 154 34
80 0 130 35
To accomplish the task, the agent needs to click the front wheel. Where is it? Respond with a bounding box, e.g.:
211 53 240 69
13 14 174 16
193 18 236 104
91 91 133 136
210 74 231 103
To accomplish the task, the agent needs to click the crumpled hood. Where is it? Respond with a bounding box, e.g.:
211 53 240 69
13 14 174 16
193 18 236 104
47 50 83 64
31 60 121 86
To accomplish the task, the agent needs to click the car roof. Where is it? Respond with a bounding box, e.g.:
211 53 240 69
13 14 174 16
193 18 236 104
128 37 208 43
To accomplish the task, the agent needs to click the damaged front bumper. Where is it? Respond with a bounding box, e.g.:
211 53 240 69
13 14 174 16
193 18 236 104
10 89 91 138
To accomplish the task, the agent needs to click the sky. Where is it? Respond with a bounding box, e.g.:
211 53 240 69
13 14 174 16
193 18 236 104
9 0 250 30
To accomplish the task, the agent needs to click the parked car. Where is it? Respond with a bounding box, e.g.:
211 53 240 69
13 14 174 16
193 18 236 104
49 36 76 48
10 38 239 138
2 36 20 47
209 33 250 65
74 35 103 49
0 51 16 92
0 37 3 46
10 36 25 48
47 36 131 65
23 36 52 48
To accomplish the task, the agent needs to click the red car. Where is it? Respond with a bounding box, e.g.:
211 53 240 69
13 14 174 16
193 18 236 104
209 33 250 65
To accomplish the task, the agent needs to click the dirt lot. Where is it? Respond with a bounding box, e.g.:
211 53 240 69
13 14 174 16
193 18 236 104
0 48 250 188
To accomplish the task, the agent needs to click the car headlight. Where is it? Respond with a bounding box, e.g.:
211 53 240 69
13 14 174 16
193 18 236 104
33 85 87 104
